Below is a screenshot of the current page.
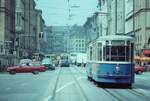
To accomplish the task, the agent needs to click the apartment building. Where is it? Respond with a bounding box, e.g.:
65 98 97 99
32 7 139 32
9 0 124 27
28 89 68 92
0 0 16 66
125 0 150 56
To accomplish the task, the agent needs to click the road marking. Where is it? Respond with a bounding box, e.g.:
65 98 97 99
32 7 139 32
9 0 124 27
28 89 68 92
56 81 74 93
77 76 86 80
75 67 86 73
6 87 11 90
43 70 60 101
43 95 52 101
43 76 86 101
135 88 150 95
21 83 28 86
56 76 85 93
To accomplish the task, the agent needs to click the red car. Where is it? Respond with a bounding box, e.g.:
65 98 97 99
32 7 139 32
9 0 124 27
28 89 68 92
135 65 146 74
7 62 46 74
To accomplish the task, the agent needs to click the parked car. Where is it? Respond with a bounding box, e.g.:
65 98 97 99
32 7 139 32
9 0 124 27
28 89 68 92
42 58 55 70
145 65 150 71
7 61 46 75
31 61 46 72
135 65 147 74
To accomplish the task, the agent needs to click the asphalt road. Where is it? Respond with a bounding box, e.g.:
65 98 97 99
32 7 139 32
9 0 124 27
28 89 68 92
0 66 150 101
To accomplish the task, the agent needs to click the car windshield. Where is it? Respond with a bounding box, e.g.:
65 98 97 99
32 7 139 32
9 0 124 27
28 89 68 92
19 59 32 64
31 62 41 67
19 62 32 67
42 58 52 64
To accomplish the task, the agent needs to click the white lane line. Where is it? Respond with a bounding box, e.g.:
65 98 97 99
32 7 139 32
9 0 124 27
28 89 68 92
56 81 74 93
21 83 28 86
56 76 86 93
43 70 60 101
43 76 86 101
75 67 84 73
6 87 11 90
134 88 150 95
43 95 52 101
77 76 86 80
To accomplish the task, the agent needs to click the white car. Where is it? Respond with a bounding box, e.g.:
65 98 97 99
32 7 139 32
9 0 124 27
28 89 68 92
42 58 55 70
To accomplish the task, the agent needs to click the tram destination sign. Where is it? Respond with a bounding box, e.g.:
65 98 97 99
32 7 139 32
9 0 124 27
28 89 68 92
111 40 125 46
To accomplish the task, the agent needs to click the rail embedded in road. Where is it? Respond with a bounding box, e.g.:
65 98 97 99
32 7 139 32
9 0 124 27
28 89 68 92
69 67 90 101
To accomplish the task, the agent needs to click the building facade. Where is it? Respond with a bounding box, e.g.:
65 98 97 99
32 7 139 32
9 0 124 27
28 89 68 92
23 0 37 58
83 16 99 44
0 0 16 67
85 0 150 58
69 25 86 53
97 0 125 36
35 9 45 53
15 0 25 62
15 0 45 60
125 0 150 56
109 0 125 35
43 26 69 54
98 0 109 36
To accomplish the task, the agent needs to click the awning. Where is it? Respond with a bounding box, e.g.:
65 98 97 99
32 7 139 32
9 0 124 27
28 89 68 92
143 49 150 55
134 56 141 61
134 56 150 62
140 57 150 62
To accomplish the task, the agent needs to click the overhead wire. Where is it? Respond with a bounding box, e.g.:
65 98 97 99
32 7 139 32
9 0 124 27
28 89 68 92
35 0 98 25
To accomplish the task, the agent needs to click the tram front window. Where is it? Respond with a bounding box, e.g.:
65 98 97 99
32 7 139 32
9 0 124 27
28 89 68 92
104 46 130 62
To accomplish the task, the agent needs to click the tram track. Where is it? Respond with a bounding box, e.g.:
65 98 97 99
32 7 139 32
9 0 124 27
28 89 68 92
50 67 62 101
69 67 90 101
73 66 85 74
102 89 123 101
72 66 122 101
127 89 150 101
101 88 150 101
73 66 123 101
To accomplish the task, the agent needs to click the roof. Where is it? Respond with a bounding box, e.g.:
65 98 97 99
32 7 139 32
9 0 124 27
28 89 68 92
51 26 69 33
88 35 135 46
97 35 134 41
19 59 32 64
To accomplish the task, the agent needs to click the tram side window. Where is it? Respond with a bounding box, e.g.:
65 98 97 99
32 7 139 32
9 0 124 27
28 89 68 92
103 46 110 61
131 43 134 62
125 46 130 61
90 47 92 60
98 43 102 61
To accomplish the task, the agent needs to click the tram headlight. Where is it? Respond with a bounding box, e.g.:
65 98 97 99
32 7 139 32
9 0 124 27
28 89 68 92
115 64 120 72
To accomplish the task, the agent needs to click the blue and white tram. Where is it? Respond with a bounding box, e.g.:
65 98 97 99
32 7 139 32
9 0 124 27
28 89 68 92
86 35 134 87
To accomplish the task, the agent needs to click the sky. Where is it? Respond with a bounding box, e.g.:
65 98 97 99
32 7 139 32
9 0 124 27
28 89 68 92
35 0 98 26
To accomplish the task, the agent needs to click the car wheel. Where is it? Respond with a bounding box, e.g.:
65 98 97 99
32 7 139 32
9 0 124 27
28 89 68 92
32 70 39 74
137 71 142 74
87 76 91 81
9 71 16 75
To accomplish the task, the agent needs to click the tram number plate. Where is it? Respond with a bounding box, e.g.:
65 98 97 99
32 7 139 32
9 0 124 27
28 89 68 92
115 73 120 79
115 76 120 79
